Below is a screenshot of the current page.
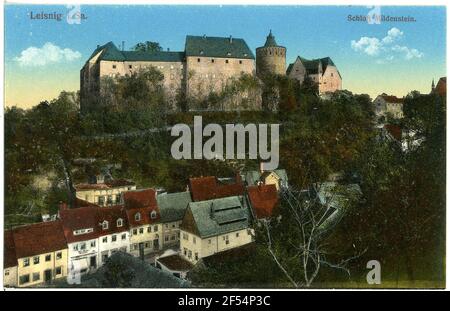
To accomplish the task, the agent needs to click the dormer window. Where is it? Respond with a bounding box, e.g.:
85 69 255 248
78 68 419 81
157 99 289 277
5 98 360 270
200 50 204 55
135 212 141 221
117 218 123 227
102 221 108 230
227 52 231 56
150 211 157 219
243 53 248 57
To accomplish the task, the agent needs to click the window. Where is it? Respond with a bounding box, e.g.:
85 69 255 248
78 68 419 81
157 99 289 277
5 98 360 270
165 236 169 242
150 211 157 219
193 237 196 244
183 248 187 256
19 274 30 285
133 244 138 251
98 196 105 206
133 229 137 235
5 270 9 276
144 242 150 248
165 224 169 229
153 225 158 232
135 212 141 221
112 64 116 69
55 267 62 275
172 224 176 228
171 235 176 241
197 58 201 62
117 218 123 227
121 233 126 240
90 241 96 248
139 228 144 234
225 59 229 64
183 233 188 240
112 235 117 242
195 253 198 261
331 73 334 77
147 226 151 233
102 221 109 230
236 232 240 238
208 239 211 244
32 272 40 282
239 60 243 64
107 195 113 205
45 254 51 262
115 194 121 204
102 254 108 263
188 250 192 258
129 65 132 69
33 256 40 265
211 59 215 63
103 237 108 243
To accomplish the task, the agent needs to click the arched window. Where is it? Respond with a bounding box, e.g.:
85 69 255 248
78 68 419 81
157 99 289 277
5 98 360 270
102 221 108 230
135 213 141 221
150 211 157 219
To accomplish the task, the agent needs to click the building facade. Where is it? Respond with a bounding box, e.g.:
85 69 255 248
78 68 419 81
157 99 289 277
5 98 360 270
373 93 404 119
256 30 286 77
179 196 254 264
75 179 136 206
8 221 68 287
287 56 342 94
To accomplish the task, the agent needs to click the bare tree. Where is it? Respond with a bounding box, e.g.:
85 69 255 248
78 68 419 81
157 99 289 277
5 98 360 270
261 184 365 287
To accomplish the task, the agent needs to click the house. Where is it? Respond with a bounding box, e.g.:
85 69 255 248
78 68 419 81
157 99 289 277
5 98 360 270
75 178 136 206
286 56 342 94
3 230 18 287
244 168 289 191
188 175 245 201
373 93 404 119
155 249 193 279
9 220 68 287
246 184 279 220
180 196 254 264
431 77 446 97
59 205 101 281
97 205 130 265
382 124 424 152
123 188 162 257
156 191 192 248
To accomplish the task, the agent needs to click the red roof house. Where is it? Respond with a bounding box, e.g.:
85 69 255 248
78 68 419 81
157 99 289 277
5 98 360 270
247 184 279 219
189 175 245 201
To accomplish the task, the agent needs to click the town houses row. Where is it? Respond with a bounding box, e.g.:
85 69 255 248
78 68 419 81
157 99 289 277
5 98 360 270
4 168 288 287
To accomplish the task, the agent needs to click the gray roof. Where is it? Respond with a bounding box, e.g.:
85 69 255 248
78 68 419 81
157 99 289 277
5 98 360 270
287 56 341 77
157 191 192 223
187 196 251 238
185 35 255 59
87 42 185 63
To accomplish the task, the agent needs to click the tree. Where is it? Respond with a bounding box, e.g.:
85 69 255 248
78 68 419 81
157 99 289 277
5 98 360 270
133 41 163 52
260 185 364 287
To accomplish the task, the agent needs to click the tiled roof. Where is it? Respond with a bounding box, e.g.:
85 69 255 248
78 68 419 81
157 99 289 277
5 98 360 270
247 184 279 219
157 254 193 271
185 35 255 59
11 220 68 258
59 206 100 243
384 124 402 141
97 205 129 235
189 176 245 202
181 196 250 239
75 179 135 191
380 94 404 104
435 77 446 97
262 30 282 48
123 188 157 210
125 207 160 227
4 230 18 268
201 243 256 267
287 56 339 77
157 191 192 223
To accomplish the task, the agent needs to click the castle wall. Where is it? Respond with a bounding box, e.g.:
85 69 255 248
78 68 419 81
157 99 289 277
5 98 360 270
319 65 342 94
287 60 307 84
185 56 255 99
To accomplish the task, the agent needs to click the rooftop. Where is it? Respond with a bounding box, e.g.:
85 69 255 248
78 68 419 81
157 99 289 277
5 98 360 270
75 179 135 191
157 254 194 271
189 175 245 202
185 35 255 59
157 191 192 223
11 220 68 258
247 184 279 219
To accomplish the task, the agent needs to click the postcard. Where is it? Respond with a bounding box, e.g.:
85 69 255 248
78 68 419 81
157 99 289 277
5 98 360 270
2 2 446 291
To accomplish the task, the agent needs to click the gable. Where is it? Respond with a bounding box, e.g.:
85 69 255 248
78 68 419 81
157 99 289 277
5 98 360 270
180 207 200 236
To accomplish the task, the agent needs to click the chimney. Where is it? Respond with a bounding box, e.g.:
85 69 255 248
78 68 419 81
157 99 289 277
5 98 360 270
259 162 265 173
122 41 125 51
229 35 233 44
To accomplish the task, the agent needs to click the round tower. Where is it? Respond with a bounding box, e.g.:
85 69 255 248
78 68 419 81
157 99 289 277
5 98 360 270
256 30 286 78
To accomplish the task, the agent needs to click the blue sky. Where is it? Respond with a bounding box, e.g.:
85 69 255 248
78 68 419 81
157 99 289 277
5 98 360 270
4 5 447 108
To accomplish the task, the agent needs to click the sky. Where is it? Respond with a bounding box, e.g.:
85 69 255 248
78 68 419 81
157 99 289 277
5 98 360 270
4 4 447 109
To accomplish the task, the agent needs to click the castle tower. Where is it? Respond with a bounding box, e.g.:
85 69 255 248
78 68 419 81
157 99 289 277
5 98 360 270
256 30 286 78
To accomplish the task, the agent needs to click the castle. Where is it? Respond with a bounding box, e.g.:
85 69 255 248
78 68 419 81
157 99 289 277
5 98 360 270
80 31 342 112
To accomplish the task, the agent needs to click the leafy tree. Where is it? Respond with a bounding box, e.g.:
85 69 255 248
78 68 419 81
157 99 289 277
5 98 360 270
133 41 163 52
